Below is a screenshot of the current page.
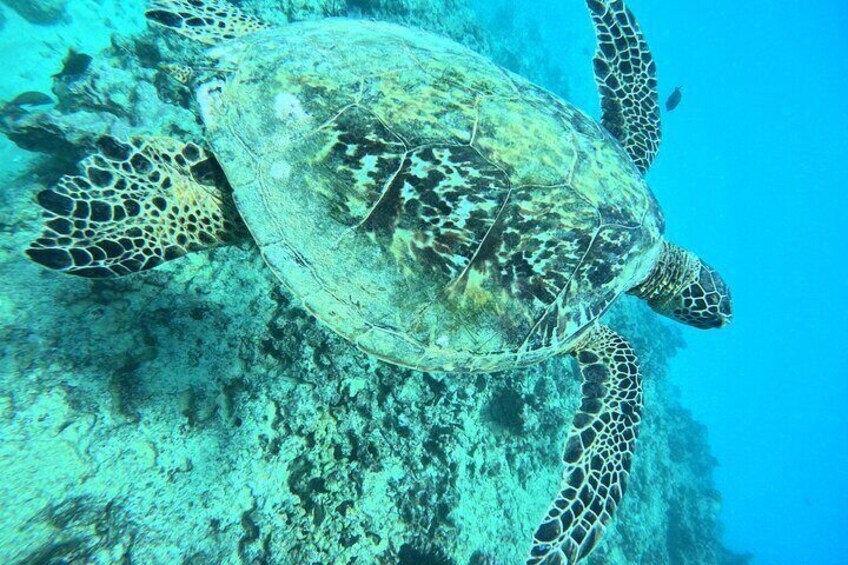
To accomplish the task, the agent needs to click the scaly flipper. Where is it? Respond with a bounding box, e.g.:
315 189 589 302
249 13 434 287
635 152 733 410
585 0 661 174
529 325 642 564
27 136 245 278
145 0 270 45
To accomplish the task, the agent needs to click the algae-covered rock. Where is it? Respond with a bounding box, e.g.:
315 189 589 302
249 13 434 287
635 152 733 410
0 1 749 564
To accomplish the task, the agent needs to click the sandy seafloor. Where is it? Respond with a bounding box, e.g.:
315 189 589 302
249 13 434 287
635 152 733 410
0 1 751 563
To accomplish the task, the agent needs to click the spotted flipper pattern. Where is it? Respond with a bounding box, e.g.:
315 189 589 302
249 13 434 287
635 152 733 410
26 136 245 278
145 0 270 46
529 325 642 564
585 0 661 174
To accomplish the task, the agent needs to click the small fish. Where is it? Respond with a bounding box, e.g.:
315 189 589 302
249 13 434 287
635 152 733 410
0 91 53 123
7 91 54 108
666 86 683 112
52 49 93 81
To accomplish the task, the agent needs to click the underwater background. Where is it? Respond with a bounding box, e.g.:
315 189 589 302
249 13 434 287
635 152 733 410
0 0 845 564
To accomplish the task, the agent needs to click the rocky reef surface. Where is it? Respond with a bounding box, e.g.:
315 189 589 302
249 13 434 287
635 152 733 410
0 1 749 563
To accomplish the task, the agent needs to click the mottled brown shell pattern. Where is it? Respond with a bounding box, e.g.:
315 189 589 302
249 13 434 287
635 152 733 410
201 20 664 372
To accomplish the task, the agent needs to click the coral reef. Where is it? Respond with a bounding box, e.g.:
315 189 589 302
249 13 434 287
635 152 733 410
244 0 486 52
0 233 739 564
472 2 572 101
0 1 748 564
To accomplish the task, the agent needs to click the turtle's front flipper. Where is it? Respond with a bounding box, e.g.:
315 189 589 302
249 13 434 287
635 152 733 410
26 136 245 278
585 0 661 174
529 325 642 564
145 0 270 45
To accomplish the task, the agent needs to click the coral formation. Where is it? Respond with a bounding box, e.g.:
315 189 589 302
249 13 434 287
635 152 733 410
0 1 749 564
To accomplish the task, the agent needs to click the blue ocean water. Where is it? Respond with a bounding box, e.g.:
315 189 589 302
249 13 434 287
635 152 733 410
502 1 848 563
1 0 845 563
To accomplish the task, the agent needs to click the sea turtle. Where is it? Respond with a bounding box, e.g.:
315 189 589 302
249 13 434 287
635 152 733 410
24 0 733 562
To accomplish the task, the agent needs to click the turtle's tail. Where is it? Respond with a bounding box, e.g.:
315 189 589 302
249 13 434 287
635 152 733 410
26 136 246 278
145 0 271 46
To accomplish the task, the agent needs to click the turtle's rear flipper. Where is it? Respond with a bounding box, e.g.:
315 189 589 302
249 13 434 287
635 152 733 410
529 325 642 564
145 0 270 45
586 0 661 174
26 136 245 278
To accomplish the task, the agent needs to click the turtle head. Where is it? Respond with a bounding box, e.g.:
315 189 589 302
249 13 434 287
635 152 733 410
630 242 732 329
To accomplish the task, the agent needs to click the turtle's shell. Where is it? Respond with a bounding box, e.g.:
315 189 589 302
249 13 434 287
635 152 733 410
200 20 664 372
